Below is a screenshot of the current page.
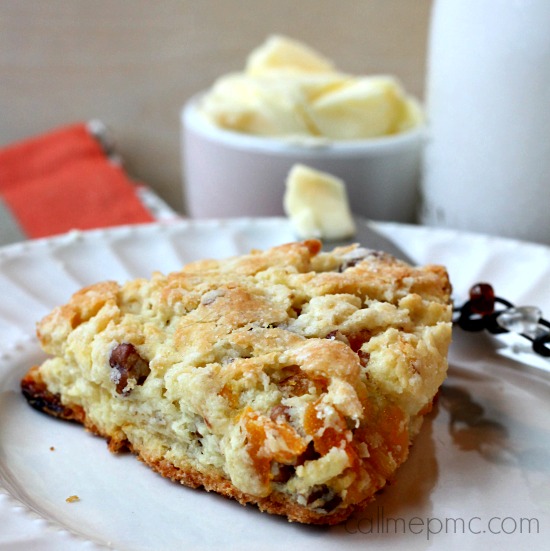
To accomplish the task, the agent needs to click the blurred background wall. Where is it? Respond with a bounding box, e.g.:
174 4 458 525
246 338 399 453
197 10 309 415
0 0 433 214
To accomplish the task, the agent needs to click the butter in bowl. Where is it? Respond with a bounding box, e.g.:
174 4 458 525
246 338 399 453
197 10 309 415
182 35 424 221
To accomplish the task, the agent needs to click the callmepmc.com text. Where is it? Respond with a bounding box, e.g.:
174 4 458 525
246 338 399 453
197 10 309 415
345 507 540 540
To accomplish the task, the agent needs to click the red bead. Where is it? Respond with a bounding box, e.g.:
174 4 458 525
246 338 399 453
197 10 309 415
469 283 495 315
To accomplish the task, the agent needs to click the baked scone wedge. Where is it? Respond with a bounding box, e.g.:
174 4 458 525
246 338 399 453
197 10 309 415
21 240 452 525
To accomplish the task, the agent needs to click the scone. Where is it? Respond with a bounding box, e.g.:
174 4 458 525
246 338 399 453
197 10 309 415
21 240 452 525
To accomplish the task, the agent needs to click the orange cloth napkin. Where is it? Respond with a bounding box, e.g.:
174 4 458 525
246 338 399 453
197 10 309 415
0 122 158 244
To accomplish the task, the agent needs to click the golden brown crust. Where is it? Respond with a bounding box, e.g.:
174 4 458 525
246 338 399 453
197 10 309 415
142 454 361 525
21 240 452 524
21 366 86 424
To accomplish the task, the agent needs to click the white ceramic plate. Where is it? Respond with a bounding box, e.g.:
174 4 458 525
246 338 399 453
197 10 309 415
0 218 549 551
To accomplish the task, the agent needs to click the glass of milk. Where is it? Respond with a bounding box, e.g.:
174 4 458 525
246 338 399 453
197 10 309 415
421 0 550 244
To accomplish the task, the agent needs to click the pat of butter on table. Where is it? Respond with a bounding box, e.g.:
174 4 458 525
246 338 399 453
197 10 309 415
284 164 356 240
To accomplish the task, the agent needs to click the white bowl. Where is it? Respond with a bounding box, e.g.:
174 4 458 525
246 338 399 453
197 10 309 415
182 94 424 221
